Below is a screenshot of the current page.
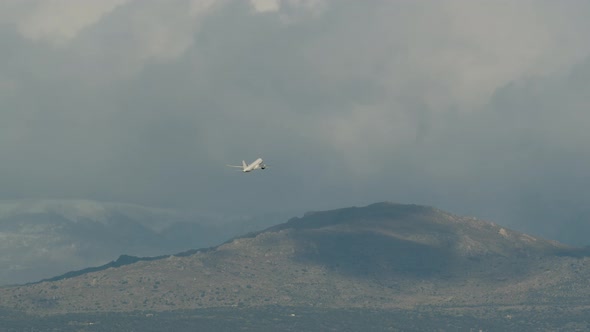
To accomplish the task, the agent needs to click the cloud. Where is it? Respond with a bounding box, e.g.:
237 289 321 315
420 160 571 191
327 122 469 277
3 0 129 45
250 0 280 13
250 0 328 19
0 1 590 245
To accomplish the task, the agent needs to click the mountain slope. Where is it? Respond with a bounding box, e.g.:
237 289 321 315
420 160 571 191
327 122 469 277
0 199 286 285
1 202 589 315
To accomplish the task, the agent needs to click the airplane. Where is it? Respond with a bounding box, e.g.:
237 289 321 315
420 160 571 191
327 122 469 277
226 158 267 173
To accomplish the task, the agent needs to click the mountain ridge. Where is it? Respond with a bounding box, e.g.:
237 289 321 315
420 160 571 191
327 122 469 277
0 199 289 285
1 202 589 316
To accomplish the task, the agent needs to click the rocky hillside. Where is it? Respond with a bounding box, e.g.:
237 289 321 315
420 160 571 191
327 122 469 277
0 199 286 285
1 202 589 315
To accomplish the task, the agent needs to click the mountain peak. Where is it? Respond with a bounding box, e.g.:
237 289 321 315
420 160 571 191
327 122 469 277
272 202 437 231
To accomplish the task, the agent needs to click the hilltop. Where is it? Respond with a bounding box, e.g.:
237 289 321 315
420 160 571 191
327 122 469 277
1 202 589 318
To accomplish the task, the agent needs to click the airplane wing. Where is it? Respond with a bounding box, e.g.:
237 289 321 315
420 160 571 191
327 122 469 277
226 165 244 168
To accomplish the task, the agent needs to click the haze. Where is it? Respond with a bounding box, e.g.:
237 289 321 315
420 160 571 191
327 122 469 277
1 0 590 246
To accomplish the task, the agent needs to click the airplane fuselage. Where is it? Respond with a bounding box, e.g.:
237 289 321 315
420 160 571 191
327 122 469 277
243 158 265 172
227 158 266 172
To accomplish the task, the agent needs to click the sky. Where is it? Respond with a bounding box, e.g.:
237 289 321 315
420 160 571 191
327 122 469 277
1 0 590 245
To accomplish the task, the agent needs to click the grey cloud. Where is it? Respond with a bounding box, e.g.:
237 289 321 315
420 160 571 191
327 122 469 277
0 1 590 245
402 57 590 244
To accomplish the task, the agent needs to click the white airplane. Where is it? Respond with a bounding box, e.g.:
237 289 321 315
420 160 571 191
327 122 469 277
226 158 267 172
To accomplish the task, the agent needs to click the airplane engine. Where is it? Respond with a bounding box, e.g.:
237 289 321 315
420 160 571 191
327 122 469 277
261 164 266 169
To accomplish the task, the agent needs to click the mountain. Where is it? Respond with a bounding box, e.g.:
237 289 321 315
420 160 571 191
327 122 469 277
0 199 287 286
1 202 589 320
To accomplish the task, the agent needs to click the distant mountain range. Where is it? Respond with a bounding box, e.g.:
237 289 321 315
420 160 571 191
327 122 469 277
2 202 589 318
0 199 288 286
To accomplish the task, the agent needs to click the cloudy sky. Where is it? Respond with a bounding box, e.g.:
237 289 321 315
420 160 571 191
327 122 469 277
1 0 590 245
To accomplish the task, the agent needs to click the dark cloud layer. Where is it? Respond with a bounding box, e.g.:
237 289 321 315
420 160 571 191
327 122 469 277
1 1 590 245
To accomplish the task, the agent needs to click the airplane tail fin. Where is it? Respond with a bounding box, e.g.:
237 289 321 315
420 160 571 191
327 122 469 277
242 160 247 169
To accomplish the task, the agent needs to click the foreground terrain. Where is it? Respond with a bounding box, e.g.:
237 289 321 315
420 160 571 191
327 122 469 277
1 305 589 331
